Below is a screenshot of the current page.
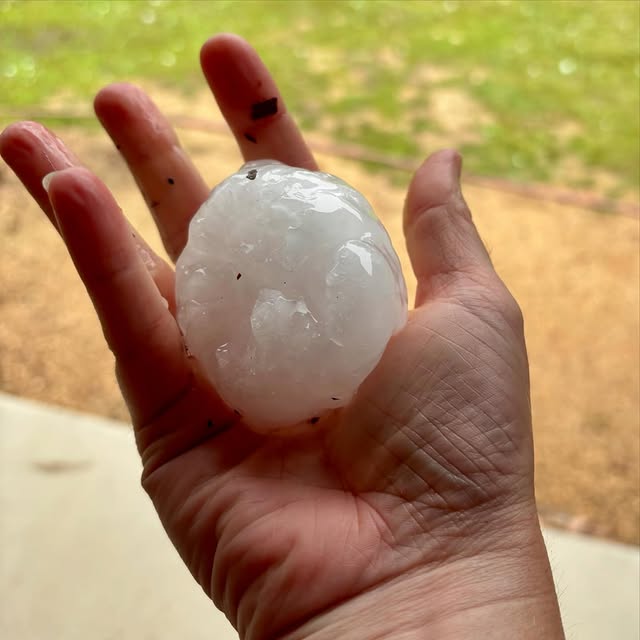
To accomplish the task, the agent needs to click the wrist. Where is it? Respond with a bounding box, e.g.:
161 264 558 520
280 520 564 640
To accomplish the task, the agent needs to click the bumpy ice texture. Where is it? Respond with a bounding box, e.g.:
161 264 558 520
176 160 407 430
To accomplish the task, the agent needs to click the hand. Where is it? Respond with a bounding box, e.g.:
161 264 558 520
1 34 563 640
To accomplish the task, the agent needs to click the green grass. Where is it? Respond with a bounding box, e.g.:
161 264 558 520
1 0 638 194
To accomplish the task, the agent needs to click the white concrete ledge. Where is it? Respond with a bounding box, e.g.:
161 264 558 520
543 528 639 639
1 393 638 639
0 393 238 639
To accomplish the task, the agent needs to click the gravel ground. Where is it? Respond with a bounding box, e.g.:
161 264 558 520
1 96 638 545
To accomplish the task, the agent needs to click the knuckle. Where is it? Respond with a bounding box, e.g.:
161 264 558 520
455 273 525 335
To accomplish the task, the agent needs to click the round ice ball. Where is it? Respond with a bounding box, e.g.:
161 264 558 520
175 160 407 431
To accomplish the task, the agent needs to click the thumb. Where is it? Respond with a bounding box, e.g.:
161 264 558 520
403 150 492 307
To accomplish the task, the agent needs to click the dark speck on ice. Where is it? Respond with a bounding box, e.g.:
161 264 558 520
246 169 257 180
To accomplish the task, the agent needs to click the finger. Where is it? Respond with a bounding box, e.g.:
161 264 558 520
94 83 211 262
44 167 190 424
0 121 176 309
403 149 493 307
200 33 317 170
0 121 78 227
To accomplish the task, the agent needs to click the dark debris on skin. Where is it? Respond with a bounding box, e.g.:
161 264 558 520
205 416 237 437
244 132 257 144
250 97 278 120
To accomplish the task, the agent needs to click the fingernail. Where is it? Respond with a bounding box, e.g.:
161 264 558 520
42 170 60 193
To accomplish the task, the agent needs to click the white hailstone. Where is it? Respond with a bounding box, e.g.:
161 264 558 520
175 160 407 431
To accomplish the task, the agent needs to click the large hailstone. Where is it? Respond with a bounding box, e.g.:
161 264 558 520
176 160 407 431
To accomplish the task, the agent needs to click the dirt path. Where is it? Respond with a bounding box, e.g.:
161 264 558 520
1 94 638 545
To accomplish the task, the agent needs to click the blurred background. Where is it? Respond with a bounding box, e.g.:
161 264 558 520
0 0 638 553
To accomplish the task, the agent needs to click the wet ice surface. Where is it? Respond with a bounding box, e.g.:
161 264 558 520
176 160 407 431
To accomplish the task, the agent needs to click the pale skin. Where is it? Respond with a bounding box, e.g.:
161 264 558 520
1 34 564 640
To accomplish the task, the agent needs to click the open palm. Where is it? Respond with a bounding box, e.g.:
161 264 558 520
1 35 560 640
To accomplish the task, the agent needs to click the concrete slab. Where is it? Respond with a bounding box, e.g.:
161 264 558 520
1 393 639 639
0 393 238 640
544 528 639 640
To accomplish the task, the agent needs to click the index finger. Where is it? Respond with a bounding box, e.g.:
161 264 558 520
200 33 317 170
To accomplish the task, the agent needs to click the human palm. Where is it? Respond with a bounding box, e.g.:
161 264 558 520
2 34 560 640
